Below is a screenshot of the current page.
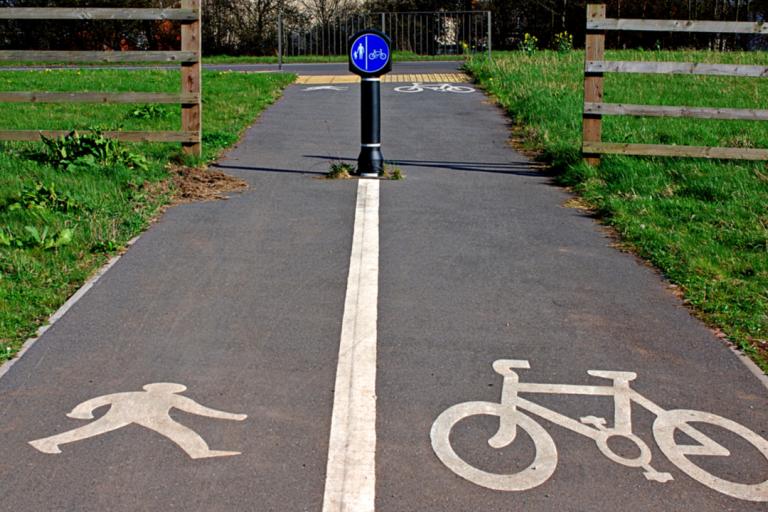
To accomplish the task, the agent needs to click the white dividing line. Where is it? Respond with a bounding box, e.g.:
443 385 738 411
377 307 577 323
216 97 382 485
322 179 380 512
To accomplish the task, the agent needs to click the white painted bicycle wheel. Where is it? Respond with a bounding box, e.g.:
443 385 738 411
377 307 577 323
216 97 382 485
430 401 557 491
393 85 423 93
653 409 768 502
446 85 476 93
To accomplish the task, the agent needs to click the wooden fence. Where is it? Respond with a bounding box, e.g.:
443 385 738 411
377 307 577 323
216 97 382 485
582 3 768 165
0 1 202 156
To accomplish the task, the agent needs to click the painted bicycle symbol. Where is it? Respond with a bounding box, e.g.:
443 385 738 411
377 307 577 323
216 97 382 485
394 82 476 94
430 359 768 502
369 49 388 60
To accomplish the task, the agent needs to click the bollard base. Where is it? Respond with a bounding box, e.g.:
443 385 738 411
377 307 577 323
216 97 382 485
357 146 384 178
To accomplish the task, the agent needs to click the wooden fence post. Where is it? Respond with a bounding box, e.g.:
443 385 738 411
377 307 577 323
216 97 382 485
583 3 605 166
181 0 201 157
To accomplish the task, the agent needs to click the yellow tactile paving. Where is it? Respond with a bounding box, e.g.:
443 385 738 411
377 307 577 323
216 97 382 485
295 73 470 85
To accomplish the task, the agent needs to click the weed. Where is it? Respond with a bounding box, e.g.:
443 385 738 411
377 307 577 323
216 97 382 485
0 225 74 250
379 163 405 180
553 32 573 53
3 182 81 213
22 225 74 250
91 239 119 253
327 162 355 179
41 130 148 172
0 228 21 248
518 33 539 55
128 104 169 120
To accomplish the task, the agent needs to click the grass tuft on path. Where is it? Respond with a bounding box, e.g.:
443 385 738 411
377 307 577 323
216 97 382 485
466 50 768 371
0 69 294 364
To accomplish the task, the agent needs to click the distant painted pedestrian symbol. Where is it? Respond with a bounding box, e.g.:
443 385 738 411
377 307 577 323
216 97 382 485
431 359 768 502
349 32 390 75
29 383 247 459
303 86 349 91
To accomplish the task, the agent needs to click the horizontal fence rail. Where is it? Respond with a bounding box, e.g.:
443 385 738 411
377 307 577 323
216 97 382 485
582 3 768 164
0 92 200 104
0 2 202 155
585 60 768 77
0 8 198 20
583 142 768 161
0 51 199 63
587 18 768 34
584 102 768 121
0 130 198 143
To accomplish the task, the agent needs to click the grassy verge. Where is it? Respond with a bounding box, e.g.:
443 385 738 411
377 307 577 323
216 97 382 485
205 50 466 64
0 69 294 363
0 50 467 68
466 50 768 371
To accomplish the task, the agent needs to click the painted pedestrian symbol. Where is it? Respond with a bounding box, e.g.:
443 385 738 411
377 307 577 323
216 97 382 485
430 359 768 502
29 383 247 459
303 86 349 92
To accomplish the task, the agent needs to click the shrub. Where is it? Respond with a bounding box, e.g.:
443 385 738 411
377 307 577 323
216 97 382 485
41 130 148 173
519 33 539 55
554 31 574 53
4 182 80 213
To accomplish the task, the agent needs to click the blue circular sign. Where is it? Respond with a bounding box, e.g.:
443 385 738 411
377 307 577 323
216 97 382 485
350 33 390 75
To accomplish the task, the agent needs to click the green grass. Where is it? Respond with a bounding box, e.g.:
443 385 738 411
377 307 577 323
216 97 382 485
466 50 768 371
0 69 294 363
205 50 466 64
0 50 467 68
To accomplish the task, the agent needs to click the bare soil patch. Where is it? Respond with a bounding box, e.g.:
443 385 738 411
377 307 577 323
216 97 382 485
169 165 248 203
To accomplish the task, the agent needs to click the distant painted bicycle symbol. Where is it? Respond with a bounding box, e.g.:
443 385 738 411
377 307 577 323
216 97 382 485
431 359 768 502
394 83 475 94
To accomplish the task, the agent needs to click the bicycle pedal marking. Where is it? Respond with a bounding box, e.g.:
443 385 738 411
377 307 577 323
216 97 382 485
580 416 607 429
430 359 768 502
644 471 674 483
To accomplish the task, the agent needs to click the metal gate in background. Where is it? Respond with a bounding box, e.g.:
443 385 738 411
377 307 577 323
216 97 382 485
278 11 491 61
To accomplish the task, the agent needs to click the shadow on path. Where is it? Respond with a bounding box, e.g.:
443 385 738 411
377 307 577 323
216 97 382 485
302 155 553 177
213 163 327 176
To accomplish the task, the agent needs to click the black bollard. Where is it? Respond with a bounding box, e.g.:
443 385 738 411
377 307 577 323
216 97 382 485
358 78 383 177
348 29 392 178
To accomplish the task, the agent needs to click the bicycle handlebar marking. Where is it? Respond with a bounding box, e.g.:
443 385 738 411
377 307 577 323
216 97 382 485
430 359 768 502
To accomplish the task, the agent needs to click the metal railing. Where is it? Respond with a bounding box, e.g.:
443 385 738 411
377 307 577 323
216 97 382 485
278 11 491 62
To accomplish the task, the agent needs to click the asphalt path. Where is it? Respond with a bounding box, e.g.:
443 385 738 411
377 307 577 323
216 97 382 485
0 60 463 75
0 77 766 511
